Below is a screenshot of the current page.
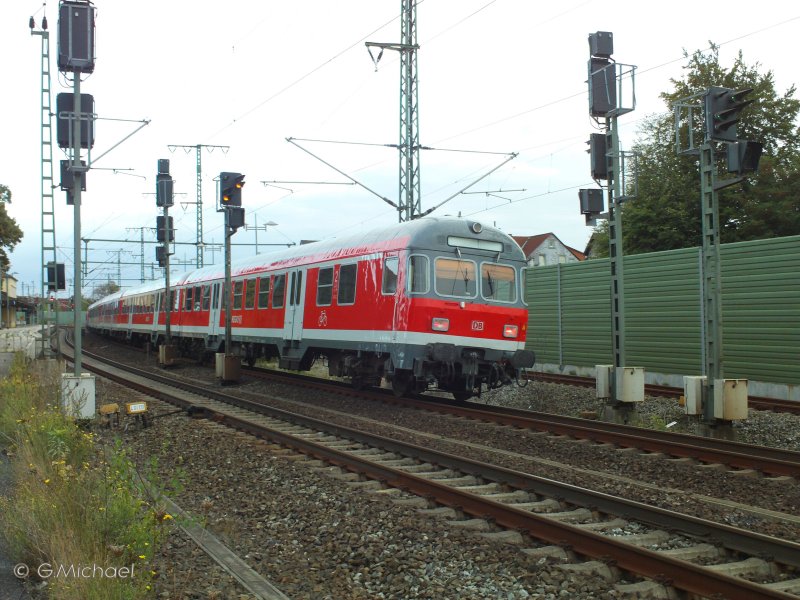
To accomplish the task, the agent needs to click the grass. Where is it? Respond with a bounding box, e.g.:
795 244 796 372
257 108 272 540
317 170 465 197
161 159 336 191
0 353 172 599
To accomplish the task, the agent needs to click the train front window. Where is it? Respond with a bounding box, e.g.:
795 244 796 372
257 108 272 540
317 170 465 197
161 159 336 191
481 263 516 303
435 257 477 298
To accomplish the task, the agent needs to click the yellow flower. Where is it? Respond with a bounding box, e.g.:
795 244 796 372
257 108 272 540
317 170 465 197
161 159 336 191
138 555 146 560
43 479 50 485
161 513 173 521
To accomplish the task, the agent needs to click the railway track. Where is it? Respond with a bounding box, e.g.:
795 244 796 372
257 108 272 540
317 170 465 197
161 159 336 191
67 340 800 599
242 365 800 479
533 372 800 415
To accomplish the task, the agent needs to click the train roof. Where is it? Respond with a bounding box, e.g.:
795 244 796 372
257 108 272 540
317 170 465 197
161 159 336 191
181 217 523 285
90 217 524 305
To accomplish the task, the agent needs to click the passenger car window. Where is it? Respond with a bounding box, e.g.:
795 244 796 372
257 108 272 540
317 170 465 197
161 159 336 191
245 279 256 309
435 258 477 298
272 274 286 308
257 277 270 309
233 281 244 310
408 255 429 294
317 267 333 306
382 257 398 294
337 264 357 305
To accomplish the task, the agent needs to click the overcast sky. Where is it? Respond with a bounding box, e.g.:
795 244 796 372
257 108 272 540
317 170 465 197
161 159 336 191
3 0 798 296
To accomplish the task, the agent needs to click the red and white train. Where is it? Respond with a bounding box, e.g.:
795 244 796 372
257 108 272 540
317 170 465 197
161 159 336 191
87 217 535 399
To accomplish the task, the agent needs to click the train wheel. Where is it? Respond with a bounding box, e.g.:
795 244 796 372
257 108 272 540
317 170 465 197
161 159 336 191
391 371 414 398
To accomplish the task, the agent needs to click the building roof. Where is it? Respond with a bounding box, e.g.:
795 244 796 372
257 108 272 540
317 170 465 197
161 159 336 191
511 233 586 261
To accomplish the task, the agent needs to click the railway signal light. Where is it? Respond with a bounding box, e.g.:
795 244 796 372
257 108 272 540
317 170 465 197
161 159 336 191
727 140 763 175
47 262 66 291
156 216 174 242
156 158 174 207
56 92 95 149
220 172 245 207
579 188 604 226
705 87 754 143
155 246 166 268
588 133 610 180
58 0 96 74
156 174 174 207
228 207 245 231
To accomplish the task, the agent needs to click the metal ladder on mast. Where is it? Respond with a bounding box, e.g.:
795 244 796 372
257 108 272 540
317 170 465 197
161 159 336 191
35 27 58 357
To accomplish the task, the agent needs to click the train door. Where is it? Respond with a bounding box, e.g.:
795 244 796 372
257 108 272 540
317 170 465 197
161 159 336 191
209 282 222 337
283 269 305 342
383 253 400 341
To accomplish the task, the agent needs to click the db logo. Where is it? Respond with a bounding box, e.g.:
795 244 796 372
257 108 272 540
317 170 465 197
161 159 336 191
471 320 484 331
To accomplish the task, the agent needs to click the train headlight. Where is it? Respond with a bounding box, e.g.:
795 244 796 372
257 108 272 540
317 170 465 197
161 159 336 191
431 317 450 332
503 324 519 338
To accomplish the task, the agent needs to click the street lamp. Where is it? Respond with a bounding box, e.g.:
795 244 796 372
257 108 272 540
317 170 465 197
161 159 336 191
244 216 278 255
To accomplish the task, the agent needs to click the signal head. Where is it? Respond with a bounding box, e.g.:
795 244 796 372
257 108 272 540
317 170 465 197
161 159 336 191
220 172 245 207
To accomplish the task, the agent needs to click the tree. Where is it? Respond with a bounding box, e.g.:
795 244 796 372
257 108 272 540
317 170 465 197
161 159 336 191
590 46 800 256
90 281 120 302
0 184 24 272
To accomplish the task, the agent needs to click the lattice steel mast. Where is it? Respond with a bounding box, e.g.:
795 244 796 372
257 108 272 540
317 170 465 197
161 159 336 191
168 144 229 267
366 0 420 221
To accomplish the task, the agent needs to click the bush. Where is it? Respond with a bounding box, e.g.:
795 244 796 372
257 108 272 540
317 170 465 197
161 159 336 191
0 355 169 599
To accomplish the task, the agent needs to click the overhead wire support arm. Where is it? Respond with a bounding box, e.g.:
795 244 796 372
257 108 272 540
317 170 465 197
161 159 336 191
365 41 419 71
418 152 518 218
88 118 151 166
285 137 400 210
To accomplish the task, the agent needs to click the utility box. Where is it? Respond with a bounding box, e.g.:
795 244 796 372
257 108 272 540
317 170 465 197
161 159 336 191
595 365 612 399
713 379 748 420
61 373 96 419
215 352 225 378
683 376 706 415
616 366 644 403
222 355 241 382
159 344 176 367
